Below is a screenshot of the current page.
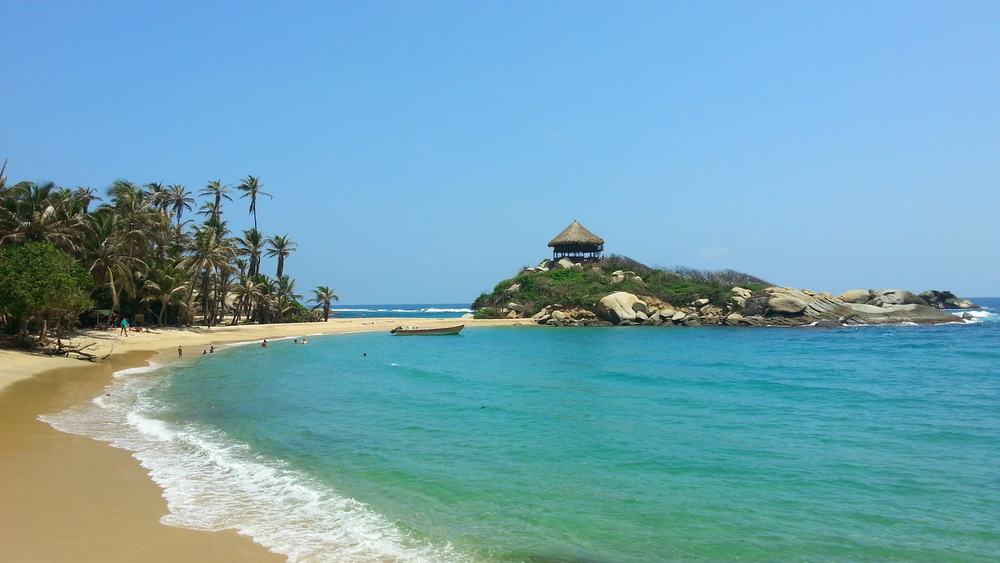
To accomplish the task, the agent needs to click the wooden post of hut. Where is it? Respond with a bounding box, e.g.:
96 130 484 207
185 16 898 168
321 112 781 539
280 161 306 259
548 220 605 262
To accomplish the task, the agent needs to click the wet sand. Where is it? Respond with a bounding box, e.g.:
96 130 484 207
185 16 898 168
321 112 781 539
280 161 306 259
0 351 282 562
0 318 524 561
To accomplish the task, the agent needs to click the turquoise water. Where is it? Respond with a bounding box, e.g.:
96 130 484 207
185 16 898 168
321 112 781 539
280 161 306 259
48 303 1000 561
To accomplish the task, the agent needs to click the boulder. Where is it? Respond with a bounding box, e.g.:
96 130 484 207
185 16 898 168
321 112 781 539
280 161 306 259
731 287 752 300
869 289 928 307
632 276 644 285
503 283 521 294
551 310 568 321
505 310 519 319
597 292 649 324
765 287 810 315
507 302 525 312
635 311 649 322
670 311 687 322
724 313 744 326
838 289 872 304
531 307 551 321
556 258 576 270
728 296 747 310
768 296 807 314
610 270 626 285
919 290 979 310
691 298 710 308
700 305 724 317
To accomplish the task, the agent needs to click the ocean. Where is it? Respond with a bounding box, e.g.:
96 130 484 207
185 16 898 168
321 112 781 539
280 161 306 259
44 300 1000 561
329 304 472 319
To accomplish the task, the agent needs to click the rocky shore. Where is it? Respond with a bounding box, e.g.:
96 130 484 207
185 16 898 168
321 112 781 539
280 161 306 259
525 286 976 328
475 257 978 328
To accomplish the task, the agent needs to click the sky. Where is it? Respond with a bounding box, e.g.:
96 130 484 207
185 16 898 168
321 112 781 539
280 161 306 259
2 1 998 302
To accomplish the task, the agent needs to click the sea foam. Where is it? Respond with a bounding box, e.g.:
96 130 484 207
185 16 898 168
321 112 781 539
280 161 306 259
41 363 465 562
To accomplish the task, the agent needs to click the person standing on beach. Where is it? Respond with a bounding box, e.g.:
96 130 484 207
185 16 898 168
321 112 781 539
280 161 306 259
177 345 183 357
120 317 129 336
209 345 215 354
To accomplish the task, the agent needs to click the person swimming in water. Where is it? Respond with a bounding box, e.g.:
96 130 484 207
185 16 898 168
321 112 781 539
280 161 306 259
261 339 268 348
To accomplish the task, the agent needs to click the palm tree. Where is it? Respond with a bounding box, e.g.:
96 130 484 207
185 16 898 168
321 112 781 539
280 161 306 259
236 228 265 277
230 275 262 325
199 180 231 222
142 266 192 326
310 286 339 322
0 182 88 252
272 275 302 322
144 182 169 213
84 212 148 313
166 184 194 228
237 175 271 231
180 227 233 325
265 234 296 278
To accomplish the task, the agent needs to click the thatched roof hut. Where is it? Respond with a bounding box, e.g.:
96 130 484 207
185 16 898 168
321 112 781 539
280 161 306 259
547 220 604 261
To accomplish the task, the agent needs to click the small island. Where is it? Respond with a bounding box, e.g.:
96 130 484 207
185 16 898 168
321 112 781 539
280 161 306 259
473 221 978 328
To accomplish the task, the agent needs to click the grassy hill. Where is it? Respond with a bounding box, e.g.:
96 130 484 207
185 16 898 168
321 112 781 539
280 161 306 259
472 255 770 318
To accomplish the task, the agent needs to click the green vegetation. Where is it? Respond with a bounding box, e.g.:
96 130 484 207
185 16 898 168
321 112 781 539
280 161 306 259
0 169 337 339
472 255 769 316
310 286 339 322
0 242 92 337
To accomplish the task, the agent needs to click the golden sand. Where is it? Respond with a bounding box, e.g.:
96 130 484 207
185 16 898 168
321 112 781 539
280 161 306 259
0 318 524 561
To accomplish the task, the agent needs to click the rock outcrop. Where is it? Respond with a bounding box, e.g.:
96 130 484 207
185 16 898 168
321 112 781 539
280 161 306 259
919 290 978 310
597 292 648 323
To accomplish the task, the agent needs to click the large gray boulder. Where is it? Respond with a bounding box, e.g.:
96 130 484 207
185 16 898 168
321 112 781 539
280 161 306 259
838 289 872 304
769 296 807 314
597 292 648 324
869 289 928 307
765 288 810 315
610 270 626 285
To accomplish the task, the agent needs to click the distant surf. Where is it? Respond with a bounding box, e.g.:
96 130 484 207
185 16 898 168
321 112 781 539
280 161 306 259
329 303 472 319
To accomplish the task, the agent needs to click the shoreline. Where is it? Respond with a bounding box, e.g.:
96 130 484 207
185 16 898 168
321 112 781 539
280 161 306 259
0 317 524 562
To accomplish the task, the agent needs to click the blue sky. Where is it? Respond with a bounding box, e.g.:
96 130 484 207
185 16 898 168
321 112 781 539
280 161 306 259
2 1 998 302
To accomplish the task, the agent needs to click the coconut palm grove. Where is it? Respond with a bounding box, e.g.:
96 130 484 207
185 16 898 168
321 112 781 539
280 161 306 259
0 164 338 340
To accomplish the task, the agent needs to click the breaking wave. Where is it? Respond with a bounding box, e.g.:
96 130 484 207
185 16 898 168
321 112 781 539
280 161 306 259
40 363 466 562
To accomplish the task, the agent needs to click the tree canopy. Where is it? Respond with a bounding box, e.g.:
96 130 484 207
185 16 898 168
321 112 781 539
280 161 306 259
0 242 92 335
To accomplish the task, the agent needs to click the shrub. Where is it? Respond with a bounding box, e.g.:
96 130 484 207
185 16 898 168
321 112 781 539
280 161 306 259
0 242 92 336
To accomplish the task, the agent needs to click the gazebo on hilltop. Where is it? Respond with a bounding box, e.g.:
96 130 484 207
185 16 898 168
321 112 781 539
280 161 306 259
548 220 605 261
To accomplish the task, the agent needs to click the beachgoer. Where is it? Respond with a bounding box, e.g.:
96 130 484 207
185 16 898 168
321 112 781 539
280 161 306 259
120 317 129 336
301 339 308 344
294 339 299 344
210 346 215 354
177 345 183 357
202 349 207 355
262 339 268 348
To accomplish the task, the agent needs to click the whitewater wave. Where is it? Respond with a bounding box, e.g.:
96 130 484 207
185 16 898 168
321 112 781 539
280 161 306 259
41 364 466 562
952 309 997 320
331 307 472 314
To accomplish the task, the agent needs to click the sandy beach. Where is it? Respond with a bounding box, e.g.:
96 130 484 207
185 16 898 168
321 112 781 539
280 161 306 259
0 318 524 562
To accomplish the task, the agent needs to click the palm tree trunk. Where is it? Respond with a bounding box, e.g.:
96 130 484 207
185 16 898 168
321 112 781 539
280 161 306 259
159 301 167 327
201 270 211 326
276 256 284 279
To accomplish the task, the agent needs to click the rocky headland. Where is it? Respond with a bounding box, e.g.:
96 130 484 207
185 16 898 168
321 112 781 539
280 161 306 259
472 257 978 328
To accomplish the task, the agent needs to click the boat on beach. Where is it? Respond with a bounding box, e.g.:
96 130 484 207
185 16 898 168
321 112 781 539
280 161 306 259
390 324 464 336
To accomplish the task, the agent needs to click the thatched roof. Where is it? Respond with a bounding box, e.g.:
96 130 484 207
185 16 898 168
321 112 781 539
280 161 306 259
548 220 604 247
